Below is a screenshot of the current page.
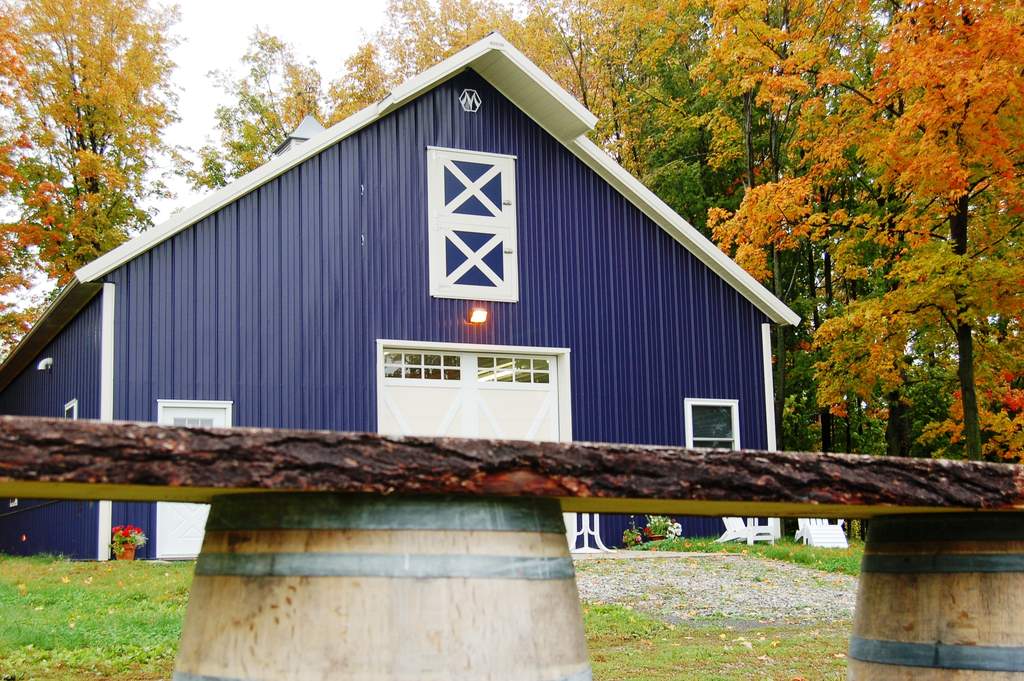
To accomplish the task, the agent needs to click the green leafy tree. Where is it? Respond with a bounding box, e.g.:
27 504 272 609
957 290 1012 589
187 29 325 190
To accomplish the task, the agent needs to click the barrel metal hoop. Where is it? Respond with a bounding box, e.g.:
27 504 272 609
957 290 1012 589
862 553 1024 573
207 494 565 533
868 513 1024 544
849 636 1024 672
195 551 576 580
173 668 593 681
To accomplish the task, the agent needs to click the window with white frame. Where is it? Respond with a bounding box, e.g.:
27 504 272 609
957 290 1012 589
64 398 78 420
684 399 740 449
157 400 233 428
426 146 518 302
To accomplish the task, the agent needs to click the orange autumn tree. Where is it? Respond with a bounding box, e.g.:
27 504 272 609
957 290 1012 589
0 6 35 351
816 0 1024 460
9 0 179 285
687 0 868 447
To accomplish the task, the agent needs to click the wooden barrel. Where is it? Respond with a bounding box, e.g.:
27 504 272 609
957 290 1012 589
173 493 591 681
849 513 1024 680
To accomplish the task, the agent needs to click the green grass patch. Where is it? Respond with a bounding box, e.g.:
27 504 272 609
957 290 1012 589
0 555 193 680
0 556 850 680
635 537 864 576
584 603 848 680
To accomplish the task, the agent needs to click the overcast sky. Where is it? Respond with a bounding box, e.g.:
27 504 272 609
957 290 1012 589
149 0 391 222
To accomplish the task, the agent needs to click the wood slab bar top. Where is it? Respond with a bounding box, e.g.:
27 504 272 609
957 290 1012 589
1 416 1023 518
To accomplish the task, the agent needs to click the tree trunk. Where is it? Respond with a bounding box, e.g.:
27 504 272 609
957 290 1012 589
950 195 982 460
821 246 834 452
744 89 756 189
885 390 912 457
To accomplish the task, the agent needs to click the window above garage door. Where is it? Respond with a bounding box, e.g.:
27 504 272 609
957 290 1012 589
426 147 518 302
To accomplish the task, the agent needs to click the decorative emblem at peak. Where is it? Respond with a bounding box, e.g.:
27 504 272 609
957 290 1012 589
459 89 482 113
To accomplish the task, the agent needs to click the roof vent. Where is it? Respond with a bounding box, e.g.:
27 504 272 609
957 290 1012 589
272 115 326 157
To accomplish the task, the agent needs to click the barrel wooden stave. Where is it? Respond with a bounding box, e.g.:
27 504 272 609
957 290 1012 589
174 494 591 681
850 514 1024 680
849 660 1024 681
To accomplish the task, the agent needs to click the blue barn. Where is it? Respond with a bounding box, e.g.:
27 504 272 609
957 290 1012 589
0 34 798 560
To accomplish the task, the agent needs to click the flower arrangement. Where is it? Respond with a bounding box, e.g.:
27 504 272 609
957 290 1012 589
642 515 683 540
622 527 643 547
111 525 147 560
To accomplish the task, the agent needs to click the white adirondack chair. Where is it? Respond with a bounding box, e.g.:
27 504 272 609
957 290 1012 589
796 518 848 548
563 512 613 553
717 517 775 545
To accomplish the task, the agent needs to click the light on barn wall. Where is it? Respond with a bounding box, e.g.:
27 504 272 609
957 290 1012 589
467 307 488 325
36 357 53 372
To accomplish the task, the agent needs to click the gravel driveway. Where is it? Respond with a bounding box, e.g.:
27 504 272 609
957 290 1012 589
574 553 857 626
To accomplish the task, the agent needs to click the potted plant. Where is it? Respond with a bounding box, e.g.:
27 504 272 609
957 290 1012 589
622 526 643 548
111 525 147 560
642 515 682 542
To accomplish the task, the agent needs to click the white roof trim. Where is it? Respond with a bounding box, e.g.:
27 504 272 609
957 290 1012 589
75 32 797 326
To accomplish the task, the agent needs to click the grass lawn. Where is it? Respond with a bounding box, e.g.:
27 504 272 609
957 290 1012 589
637 537 864 576
0 555 850 680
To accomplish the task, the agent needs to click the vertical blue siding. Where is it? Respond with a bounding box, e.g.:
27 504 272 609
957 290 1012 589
0 295 102 558
0 499 99 559
0 295 102 418
106 69 770 449
593 514 727 547
102 69 770 551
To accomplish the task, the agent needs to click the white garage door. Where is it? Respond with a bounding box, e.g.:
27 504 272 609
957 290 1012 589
378 346 561 441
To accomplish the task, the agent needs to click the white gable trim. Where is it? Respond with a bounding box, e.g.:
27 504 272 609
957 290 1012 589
73 32 797 326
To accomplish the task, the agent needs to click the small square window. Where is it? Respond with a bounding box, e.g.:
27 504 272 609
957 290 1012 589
684 399 739 450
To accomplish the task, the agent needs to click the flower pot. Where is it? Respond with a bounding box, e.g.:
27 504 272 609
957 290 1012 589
115 545 137 561
647 535 666 541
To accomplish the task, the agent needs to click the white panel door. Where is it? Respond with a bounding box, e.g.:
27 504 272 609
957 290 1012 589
156 401 231 559
378 348 559 441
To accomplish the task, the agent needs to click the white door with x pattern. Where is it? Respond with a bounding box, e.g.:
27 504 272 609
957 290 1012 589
426 147 518 302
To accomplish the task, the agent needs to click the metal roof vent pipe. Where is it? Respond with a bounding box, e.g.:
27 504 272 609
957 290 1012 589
271 115 326 157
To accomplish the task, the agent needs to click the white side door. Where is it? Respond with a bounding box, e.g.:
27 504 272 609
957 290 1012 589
155 400 232 559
